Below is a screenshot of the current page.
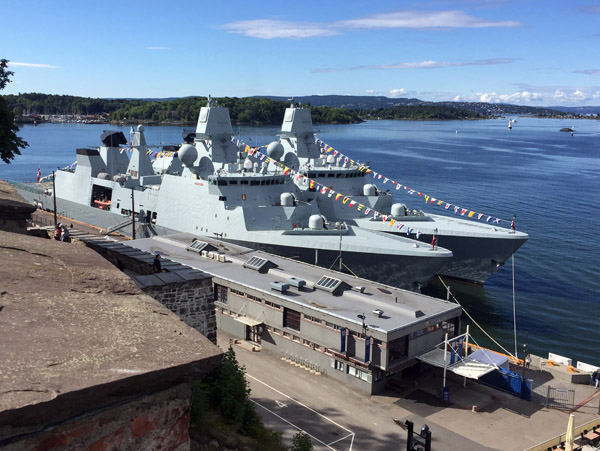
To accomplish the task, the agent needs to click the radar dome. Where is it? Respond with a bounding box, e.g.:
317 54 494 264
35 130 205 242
137 124 144 132
178 143 198 167
280 192 294 206
363 184 377 196
391 203 407 217
267 141 284 160
243 158 253 170
308 215 324 230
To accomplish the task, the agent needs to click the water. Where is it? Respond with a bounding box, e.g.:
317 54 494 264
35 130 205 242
2 118 599 365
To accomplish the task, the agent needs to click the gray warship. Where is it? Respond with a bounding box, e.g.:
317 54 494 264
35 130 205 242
263 103 528 284
13 100 454 290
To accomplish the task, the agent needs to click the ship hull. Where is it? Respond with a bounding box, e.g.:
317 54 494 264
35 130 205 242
14 182 450 291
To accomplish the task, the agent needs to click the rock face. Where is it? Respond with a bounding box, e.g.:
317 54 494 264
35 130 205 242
0 229 223 449
0 180 36 234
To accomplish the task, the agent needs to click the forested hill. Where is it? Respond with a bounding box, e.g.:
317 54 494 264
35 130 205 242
3 94 361 125
259 95 564 116
5 93 578 125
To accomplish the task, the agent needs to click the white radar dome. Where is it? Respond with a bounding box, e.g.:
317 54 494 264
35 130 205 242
280 192 294 206
267 141 284 161
178 143 198 167
363 184 377 196
391 203 407 217
308 215 324 230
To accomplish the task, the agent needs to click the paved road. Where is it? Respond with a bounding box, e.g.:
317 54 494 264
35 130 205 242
218 334 497 450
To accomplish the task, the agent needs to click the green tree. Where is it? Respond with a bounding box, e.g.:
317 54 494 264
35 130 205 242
212 345 251 430
0 59 28 164
291 431 313 451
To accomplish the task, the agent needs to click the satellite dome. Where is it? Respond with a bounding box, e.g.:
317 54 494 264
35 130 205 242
178 143 198 167
267 141 284 160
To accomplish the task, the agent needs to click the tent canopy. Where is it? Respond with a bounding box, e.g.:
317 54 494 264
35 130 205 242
417 347 500 380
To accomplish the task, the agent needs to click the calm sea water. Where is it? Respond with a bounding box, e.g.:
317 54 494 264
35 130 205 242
2 118 599 365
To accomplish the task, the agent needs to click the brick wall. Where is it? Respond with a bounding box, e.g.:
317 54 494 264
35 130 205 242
3 383 193 451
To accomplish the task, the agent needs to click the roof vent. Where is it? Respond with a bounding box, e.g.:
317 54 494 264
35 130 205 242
286 277 306 290
243 256 277 273
270 281 290 293
373 309 384 318
186 240 217 254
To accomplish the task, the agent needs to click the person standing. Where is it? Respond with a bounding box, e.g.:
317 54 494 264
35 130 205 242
591 369 599 387
525 354 531 369
152 254 162 273
61 224 70 242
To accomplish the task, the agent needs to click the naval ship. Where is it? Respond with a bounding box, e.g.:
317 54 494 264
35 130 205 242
13 100 454 290
262 103 528 284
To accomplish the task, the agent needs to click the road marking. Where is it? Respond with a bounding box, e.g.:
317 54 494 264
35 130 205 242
252 400 335 450
247 373 355 450
275 400 288 408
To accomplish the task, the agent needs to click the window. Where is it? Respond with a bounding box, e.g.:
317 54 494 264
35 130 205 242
304 314 321 324
230 288 245 297
334 360 344 372
284 308 301 331
373 370 385 382
214 284 228 303
247 294 261 303
325 321 341 330
348 366 369 381
266 301 280 309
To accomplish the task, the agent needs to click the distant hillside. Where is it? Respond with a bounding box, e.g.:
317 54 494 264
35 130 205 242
258 95 568 116
547 105 600 115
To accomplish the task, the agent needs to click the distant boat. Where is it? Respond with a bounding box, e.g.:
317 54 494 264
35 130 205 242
560 127 574 132
508 119 512 130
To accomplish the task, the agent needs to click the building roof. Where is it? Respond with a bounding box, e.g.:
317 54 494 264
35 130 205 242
126 233 462 338
0 230 222 428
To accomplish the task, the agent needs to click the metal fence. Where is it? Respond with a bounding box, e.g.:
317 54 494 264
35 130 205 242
531 385 575 410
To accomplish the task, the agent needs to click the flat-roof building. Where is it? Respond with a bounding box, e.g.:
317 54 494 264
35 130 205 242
128 233 462 394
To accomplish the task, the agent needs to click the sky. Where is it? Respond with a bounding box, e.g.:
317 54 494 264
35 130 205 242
2 0 600 106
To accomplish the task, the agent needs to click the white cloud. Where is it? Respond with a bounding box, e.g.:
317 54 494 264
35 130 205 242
365 89 375 94
314 58 514 73
222 20 339 39
337 11 521 30
389 88 407 97
223 10 521 39
7 62 58 69
146 46 169 51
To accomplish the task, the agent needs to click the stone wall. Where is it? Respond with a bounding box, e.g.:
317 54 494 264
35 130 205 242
140 277 217 344
0 180 37 235
2 383 193 451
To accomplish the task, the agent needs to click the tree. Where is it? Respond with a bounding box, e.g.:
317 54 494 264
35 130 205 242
291 431 313 451
0 59 28 164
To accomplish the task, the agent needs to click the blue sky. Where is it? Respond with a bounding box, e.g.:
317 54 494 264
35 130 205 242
2 0 599 106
